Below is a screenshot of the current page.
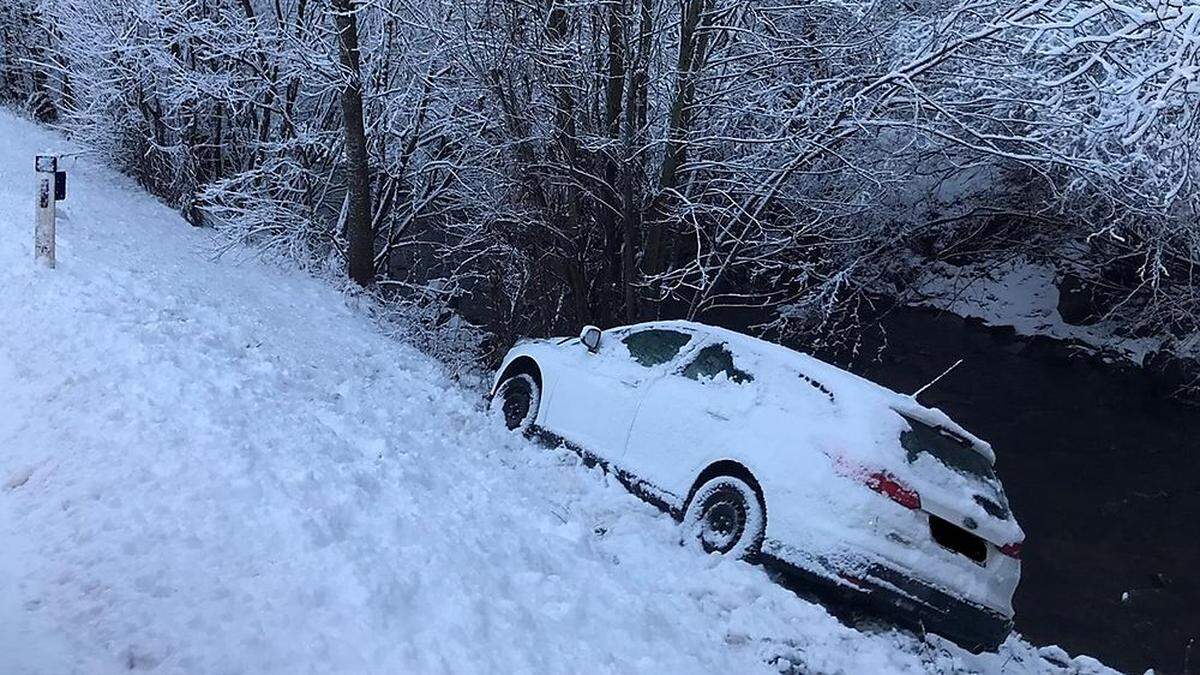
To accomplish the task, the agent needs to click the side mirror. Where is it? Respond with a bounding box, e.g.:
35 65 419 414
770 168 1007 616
580 325 602 353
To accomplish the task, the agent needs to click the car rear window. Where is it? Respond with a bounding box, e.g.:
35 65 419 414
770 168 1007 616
622 329 691 367
900 414 995 482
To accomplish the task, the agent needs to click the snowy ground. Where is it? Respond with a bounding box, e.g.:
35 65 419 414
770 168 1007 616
0 110 1116 674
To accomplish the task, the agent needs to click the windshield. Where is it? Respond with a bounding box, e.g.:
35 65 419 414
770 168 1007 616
622 329 691 367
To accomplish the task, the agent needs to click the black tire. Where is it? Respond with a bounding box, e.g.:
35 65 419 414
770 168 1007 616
489 373 540 432
681 475 765 560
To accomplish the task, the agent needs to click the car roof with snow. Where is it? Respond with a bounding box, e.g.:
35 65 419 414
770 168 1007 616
613 319 996 464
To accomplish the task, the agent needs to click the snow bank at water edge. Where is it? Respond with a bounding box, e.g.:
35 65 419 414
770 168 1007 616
913 258 1193 366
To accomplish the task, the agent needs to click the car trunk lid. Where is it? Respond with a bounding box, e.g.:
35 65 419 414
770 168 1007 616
890 408 1024 549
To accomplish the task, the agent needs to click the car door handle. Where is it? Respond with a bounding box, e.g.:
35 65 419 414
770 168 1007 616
705 409 729 421
620 379 639 388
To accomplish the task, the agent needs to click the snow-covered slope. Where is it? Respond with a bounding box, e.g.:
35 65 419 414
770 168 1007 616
0 110 1113 674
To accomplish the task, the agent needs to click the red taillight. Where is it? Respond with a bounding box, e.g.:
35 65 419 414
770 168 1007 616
864 471 922 510
827 453 924 511
999 542 1023 559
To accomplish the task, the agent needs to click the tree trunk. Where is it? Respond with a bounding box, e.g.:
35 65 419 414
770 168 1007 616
642 0 711 283
598 0 625 324
27 9 57 122
621 0 653 322
332 0 374 287
547 2 590 325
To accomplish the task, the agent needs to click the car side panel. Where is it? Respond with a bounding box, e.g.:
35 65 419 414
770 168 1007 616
621 371 759 496
541 363 647 460
496 339 659 465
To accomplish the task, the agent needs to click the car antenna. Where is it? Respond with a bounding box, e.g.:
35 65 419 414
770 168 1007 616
911 359 963 400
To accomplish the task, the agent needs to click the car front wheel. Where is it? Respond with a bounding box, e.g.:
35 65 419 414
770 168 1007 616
682 475 765 561
490 373 540 432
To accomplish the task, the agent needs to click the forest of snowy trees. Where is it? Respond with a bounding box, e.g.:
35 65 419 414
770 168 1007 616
1 0 1197 365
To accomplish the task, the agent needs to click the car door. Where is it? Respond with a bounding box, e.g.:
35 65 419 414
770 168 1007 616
621 340 759 499
540 327 695 463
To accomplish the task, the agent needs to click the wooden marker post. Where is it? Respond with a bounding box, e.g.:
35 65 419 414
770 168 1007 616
34 155 63 268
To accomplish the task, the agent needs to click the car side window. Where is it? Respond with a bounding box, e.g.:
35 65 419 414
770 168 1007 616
622 329 692 367
681 344 754 384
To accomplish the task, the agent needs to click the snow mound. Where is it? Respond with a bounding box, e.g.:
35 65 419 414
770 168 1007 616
914 258 1167 365
0 110 1113 674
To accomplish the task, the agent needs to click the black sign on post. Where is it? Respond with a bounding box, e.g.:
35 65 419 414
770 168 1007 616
54 171 67 201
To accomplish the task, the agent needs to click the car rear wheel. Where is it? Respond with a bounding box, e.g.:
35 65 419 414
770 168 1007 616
682 475 765 561
490 373 540 432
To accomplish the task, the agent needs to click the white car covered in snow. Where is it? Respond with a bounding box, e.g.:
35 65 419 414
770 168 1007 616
489 320 1024 651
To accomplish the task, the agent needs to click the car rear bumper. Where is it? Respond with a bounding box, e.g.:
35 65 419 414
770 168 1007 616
855 563 1013 652
762 552 1012 653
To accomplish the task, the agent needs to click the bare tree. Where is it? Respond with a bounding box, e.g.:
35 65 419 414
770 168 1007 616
7 0 1197 369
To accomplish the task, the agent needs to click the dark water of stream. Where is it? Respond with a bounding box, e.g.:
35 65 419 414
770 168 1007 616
823 307 1200 674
